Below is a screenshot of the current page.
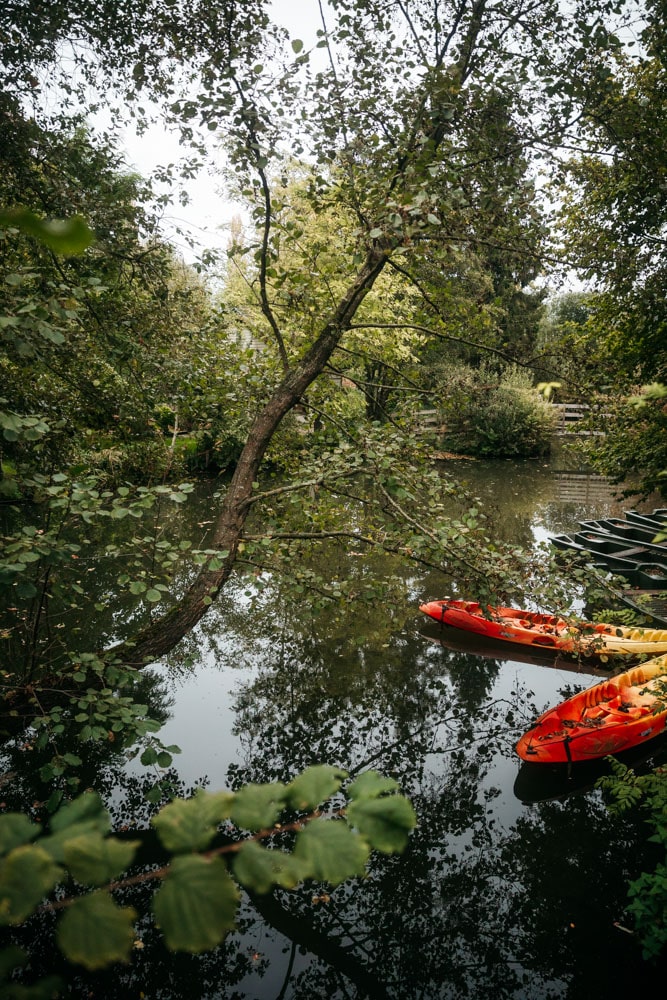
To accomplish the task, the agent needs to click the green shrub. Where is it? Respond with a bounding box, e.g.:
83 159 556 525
79 435 185 484
436 363 557 457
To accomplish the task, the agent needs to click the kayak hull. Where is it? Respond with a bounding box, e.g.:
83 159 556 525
516 656 667 763
418 599 667 656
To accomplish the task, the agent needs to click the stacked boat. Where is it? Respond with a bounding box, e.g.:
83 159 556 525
550 508 667 622
550 508 667 585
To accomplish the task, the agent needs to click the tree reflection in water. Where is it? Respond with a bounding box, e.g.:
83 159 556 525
4 469 667 996
212 611 666 998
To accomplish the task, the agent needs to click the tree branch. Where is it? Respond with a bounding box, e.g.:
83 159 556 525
231 79 289 372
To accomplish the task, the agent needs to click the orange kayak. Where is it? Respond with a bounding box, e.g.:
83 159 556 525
418 598 667 656
516 655 667 763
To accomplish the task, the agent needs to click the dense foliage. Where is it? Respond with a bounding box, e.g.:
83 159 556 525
433 363 556 457
1 0 666 980
556 1 667 497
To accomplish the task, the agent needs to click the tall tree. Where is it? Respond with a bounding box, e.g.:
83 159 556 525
0 103 214 481
1 0 637 663
557 1 667 495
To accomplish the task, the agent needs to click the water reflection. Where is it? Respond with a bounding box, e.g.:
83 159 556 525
514 731 667 804
445 455 637 545
4 459 667 996
421 621 613 675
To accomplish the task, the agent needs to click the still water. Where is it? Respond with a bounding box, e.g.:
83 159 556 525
7 456 667 997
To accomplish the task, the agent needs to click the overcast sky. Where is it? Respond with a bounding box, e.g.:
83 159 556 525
119 1 326 265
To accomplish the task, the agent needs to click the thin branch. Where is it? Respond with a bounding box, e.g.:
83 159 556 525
230 80 289 371
375 480 482 576
38 808 332 914
438 0 467 66
300 398 359 440
244 469 362 508
326 355 427 394
396 1 427 63
348 320 540 369
317 0 367 227
450 0 488 88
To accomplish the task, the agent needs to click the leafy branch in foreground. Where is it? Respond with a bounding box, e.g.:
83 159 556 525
597 757 667 960
0 207 94 257
0 766 415 984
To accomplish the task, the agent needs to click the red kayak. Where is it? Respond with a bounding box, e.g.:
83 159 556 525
515 655 667 763
419 598 667 656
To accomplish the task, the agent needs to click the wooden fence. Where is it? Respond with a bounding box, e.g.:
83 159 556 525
415 403 604 437
552 403 604 436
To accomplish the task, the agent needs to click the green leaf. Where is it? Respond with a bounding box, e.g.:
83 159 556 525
293 819 369 885
152 855 239 952
0 815 39 856
145 589 162 603
229 782 287 831
49 792 109 836
152 790 234 853
17 550 40 563
40 794 112 864
347 771 399 800
0 208 94 256
232 841 309 893
0 846 62 924
291 38 304 53
57 892 136 969
40 819 107 863
286 765 347 811
63 833 139 886
346 795 417 853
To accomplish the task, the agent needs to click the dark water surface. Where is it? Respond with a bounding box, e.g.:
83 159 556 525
6 456 667 998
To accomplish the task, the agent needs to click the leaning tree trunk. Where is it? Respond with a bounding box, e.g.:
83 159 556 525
109 5 492 668
110 248 388 667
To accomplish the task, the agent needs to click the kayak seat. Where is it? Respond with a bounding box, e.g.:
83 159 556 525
627 628 667 642
582 681 619 710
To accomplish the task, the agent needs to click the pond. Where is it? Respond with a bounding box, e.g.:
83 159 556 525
4 454 667 998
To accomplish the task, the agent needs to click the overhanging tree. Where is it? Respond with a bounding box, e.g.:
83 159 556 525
1 0 640 667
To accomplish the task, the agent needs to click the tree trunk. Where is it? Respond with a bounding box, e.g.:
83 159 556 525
110 248 388 666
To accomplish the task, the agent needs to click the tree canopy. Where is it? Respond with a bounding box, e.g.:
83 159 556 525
2 0 639 657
